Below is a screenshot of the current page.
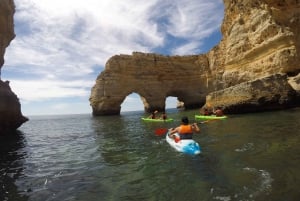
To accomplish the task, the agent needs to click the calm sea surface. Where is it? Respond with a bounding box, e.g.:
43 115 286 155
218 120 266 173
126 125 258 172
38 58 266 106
1 108 300 201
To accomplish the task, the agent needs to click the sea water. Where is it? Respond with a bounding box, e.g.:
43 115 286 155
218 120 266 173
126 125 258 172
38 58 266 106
1 108 300 201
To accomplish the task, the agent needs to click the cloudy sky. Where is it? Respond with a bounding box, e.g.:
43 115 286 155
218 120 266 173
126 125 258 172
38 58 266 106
2 0 224 116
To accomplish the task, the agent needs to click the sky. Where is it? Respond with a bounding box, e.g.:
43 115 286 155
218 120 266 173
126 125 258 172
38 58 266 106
2 0 224 116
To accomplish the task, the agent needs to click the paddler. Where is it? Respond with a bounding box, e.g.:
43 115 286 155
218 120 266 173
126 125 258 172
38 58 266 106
160 111 167 120
213 107 224 117
169 116 200 141
148 110 158 119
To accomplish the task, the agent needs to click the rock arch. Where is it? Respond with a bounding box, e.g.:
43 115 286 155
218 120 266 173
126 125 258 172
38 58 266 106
90 53 211 115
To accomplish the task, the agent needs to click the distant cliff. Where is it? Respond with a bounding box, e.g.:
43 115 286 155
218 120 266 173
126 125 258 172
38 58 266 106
0 0 28 134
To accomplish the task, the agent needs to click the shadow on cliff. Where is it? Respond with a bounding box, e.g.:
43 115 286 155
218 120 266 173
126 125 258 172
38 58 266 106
0 130 29 201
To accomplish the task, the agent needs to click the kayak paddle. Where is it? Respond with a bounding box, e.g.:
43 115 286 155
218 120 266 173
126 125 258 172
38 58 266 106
154 119 218 136
155 128 168 136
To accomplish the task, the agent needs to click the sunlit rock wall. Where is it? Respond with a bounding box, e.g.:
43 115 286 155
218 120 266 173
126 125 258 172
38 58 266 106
205 0 300 111
218 0 300 86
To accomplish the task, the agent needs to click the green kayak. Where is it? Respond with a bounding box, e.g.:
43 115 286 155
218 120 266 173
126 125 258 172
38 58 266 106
195 115 227 120
141 117 174 122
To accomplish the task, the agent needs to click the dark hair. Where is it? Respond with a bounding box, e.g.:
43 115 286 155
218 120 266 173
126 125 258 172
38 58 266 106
181 116 189 125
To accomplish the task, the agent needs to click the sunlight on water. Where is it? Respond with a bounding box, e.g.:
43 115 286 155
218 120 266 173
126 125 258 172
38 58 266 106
1 108 300 201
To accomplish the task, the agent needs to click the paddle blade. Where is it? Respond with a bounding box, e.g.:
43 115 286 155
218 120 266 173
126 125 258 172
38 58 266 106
155 128 168 136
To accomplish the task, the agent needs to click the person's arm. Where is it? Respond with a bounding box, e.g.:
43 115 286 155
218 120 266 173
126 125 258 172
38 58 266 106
191 123 200 133
169 127 179 135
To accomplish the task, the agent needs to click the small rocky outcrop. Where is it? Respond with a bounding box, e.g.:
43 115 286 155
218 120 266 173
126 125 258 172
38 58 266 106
0 81 28 133
0 0 28 134
206 74 300 114
90 0 300 115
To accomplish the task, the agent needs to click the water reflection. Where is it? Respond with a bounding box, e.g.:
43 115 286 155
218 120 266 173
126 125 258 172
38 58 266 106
91 114 147 166
0 131 28 201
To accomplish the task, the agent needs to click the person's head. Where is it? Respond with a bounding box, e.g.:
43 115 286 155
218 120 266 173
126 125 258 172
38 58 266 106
181 116 189 125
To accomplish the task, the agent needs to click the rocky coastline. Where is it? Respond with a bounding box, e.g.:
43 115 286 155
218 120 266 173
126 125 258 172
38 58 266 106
90 0 300 115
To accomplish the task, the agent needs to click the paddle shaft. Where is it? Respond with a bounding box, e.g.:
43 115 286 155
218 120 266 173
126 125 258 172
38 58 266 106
155 120 215 136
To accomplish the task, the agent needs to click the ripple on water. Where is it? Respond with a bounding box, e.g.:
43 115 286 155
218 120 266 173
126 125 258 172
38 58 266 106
235 143 254 152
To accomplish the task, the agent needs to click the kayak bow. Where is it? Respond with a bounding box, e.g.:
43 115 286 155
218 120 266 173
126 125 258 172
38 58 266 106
141 117 174 122
166 131 201 155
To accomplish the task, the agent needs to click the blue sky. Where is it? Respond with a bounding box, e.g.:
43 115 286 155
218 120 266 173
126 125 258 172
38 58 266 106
2 0 224 116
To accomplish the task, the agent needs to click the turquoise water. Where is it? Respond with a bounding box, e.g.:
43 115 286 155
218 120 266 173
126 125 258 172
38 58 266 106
1 108 300 201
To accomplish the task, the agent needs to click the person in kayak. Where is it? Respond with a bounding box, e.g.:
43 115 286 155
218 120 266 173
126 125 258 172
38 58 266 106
213 107 224 117
169 116 200 140
160 111 167 120
148 110 158 119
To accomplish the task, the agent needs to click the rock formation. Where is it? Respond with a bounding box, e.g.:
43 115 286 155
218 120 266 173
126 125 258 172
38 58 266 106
90 0 300 115
0 0 14 70
0 0 28 134
90 53 211 115
203 0 300 112
206 73 299 114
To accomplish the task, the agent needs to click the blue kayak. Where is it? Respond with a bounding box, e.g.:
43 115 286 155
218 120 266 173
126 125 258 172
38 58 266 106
166 131 201 155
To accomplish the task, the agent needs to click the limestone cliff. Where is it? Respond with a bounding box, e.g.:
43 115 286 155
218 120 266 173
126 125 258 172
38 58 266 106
205 0 300 111
0 0 28 133
90 0 300 115
217 0 300 86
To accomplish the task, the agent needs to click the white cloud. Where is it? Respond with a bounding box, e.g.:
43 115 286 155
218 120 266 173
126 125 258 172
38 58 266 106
167 1 223 38
8 79 94 102
172 42 204 55
2 0 224 115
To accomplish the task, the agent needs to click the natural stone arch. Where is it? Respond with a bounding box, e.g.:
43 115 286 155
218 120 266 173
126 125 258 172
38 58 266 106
89 53 211 115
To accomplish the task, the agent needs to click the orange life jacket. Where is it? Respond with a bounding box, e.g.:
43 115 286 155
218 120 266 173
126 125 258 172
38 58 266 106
179 125 193 135
179 125 193 140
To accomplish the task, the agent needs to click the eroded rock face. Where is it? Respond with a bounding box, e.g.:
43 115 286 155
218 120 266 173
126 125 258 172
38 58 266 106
90 0 300 115
203 0 300 112
219 0 300 87
0 0 28 133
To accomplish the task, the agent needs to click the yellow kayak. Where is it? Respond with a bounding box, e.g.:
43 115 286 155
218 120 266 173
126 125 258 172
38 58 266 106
194 115 227 120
